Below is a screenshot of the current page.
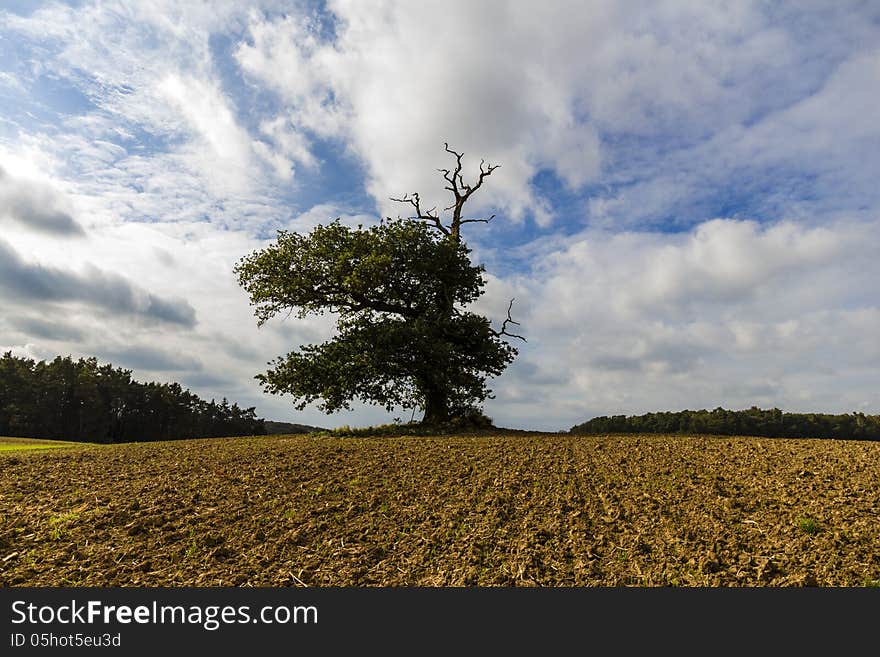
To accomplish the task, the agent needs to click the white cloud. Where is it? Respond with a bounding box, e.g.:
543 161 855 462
235 1 620 224
586 47 880 230
157 72 295 192
231 1 880 230
259 116 316 170
157 74 254 163
3 1 299 205
481 217 880 429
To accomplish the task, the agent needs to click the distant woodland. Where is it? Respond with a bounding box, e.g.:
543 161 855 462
4 352 877 443
263 420 323 434
0 353 266 443
571 407 880 441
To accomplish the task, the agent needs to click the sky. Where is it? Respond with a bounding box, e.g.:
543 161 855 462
1 1 879 431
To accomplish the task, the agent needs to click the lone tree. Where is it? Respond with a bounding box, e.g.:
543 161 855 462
235 144 524 425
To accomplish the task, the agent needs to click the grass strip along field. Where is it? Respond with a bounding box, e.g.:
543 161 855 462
0 437 84 452
1 433 878 586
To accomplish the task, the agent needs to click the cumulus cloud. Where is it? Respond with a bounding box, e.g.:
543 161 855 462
617 220 852 316
0 239 196 327
481 217 880 429
234 1 612 224
231 1 880 230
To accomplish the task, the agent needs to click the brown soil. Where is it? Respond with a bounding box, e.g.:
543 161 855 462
1 433 878 586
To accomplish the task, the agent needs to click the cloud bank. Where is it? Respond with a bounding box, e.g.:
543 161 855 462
0 166 84 235
0 239 196 327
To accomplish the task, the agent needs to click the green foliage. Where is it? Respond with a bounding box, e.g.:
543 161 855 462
797 517 822 535
570 406 880 441
0 352 266 443
236 217 518 423
236 219 484 325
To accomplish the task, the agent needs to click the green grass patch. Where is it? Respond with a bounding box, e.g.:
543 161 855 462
49 511 81 524
797 516 822 535
0 437 83 452
48 511 81 540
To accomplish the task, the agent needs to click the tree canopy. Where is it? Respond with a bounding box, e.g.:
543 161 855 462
235 145 523 424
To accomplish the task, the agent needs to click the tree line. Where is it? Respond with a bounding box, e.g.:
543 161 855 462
570 406 880 440
0 352 266 443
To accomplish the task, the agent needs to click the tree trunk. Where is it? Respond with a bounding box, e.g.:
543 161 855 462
422 387 449 425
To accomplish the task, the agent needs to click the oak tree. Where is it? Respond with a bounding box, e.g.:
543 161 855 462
235 145 524 425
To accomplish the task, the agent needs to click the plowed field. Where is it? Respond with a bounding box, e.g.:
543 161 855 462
1 433 878 586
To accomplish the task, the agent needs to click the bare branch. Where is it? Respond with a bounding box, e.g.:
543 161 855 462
468 159 500 199
437 142 501 240
389 192 423 215
390 193 450 236
492 298 526 342
393 143 502 241
438 167 457 190
459 214 495 225
444 143 465 179
442 143 467 202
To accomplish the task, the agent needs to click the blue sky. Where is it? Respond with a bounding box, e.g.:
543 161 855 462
1 1 879 430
